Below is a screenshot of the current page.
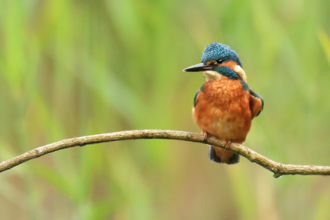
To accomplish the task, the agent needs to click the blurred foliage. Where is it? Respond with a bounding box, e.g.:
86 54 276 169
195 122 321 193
0 0 330 219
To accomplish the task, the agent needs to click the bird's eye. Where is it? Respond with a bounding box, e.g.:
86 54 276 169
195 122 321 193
217 59 223 64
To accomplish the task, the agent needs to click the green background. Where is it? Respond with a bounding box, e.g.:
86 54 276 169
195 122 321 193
1 0 330 219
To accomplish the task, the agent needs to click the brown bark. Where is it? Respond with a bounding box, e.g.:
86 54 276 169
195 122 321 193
1 130 329 178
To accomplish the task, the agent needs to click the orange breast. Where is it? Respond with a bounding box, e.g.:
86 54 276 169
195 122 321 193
193 77 252 143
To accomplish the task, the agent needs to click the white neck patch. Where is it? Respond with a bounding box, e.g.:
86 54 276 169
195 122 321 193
234 65 247 82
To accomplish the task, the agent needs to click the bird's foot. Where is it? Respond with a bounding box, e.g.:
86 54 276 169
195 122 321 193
225 141 232 150
203 132 211 142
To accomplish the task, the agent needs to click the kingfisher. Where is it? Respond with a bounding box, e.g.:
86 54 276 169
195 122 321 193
184 43 264 164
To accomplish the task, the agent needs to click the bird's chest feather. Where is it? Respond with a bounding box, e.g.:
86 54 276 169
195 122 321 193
193 77 252 142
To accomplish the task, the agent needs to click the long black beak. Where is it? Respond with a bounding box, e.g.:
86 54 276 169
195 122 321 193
183 63 213 72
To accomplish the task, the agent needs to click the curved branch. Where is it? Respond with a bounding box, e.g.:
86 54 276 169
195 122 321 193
0 130 329 178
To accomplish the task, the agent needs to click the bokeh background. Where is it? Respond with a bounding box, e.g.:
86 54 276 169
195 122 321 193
1 0 330 219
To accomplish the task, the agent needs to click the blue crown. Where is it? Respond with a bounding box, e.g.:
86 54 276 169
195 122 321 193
201 43 242 67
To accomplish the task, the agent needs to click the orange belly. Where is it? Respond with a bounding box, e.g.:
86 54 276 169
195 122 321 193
193 77 252 143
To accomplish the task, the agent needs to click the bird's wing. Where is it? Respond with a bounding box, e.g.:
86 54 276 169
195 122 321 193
194 84 204 107
248 87 264 118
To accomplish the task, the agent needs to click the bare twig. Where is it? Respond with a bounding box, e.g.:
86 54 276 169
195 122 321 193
0 130 329 177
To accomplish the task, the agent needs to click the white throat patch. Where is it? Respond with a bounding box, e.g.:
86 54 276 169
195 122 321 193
203 70 222 81
203 65 247 82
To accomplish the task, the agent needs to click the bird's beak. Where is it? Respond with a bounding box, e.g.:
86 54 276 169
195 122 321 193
183 63 213 72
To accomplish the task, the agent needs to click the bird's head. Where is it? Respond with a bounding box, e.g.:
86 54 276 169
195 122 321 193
183 43 247 82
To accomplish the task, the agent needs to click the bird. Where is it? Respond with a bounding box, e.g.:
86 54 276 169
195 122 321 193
183 43 264 164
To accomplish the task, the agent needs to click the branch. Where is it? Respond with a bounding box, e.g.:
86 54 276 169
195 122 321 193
0 130 329 178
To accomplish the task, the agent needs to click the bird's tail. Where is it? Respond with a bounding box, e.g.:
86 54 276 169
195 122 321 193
208 145 240 165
